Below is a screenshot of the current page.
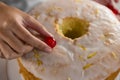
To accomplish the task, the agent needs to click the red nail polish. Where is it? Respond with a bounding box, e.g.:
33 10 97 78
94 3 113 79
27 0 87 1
106 3 119 15
44 37 56 48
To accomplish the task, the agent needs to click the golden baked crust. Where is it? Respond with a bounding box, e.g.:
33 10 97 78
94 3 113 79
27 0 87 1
106 69 120 80
17 59 41 80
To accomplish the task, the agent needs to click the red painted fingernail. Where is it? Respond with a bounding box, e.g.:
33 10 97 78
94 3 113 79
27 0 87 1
106 3 119 15
44 37 56 48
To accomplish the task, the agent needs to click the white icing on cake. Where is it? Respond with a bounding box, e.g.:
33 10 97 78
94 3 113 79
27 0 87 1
20 0 120 80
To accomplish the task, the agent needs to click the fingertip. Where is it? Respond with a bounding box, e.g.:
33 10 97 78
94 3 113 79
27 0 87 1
44 36 56 48
44 47 52 53
36 41 52 53
48 33 54 38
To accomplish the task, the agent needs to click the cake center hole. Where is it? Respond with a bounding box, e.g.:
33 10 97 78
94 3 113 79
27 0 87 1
56 17 90 39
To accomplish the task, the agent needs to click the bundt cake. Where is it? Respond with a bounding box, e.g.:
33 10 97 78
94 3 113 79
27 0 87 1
18 0 120 80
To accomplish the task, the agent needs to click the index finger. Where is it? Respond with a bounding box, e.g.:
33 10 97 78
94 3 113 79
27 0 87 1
24 16 53 38
11 22 52 53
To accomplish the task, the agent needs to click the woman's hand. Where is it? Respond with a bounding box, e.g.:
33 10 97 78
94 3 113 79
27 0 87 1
0 2 52 59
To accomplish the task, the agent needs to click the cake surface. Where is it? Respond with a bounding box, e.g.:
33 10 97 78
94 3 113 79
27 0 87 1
19 0 120 80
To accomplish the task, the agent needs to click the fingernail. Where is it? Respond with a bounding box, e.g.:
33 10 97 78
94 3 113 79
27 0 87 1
44 37 56 48
45 47 52 52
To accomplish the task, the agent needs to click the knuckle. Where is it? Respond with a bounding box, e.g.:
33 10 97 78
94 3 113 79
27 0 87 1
23 46 33 53
23 34 31 41
27 15 34 20
16 45 32 54
25 15 35 23
0 20 16 31
23 14 30 21
17 47 25 53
